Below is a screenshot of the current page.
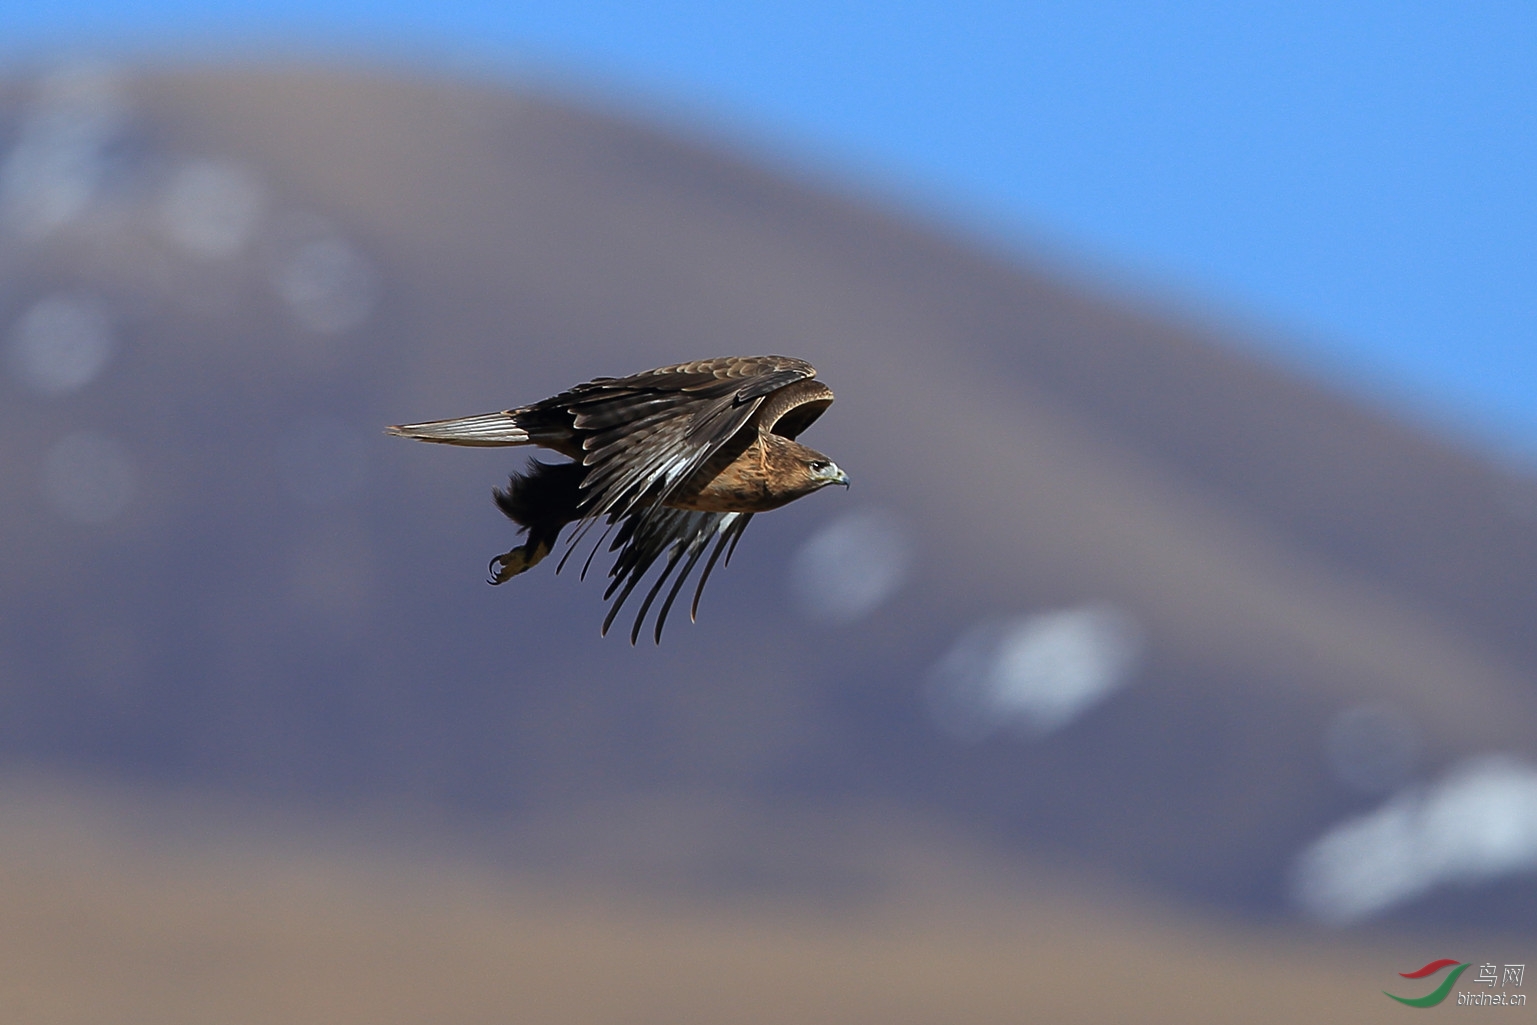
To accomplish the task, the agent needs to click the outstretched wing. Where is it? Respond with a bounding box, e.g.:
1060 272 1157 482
386 356 817 461
554 355 814 549
599 507 754 644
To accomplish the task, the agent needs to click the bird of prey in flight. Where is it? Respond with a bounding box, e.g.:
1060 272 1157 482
388 356 848 643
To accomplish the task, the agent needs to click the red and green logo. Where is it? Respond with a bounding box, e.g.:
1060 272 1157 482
1385 959 1468 1008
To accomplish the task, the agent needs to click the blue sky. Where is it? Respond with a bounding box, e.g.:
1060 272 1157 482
4 2 1535 464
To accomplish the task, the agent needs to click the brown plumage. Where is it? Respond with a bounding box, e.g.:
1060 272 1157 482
387 356 848 642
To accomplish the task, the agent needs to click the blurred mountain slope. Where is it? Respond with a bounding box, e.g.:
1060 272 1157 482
0 63 1533 929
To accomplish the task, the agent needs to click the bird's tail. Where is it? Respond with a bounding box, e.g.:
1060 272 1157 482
386 410 531 446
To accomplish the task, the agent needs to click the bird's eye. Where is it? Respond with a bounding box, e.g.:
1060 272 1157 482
810 460 830 471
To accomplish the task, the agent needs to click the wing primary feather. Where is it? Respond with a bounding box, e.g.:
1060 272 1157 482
601 517 652 600
601 566 648 637
554 518 602 576
691 533 733 622
723 516 750 567
691 513 752 622
654 538 713 642
599 511 680 632
560 513 605 573
578 517 625 581
630 539 693 645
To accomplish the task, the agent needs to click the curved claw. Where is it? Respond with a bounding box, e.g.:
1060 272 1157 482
488 540 553 585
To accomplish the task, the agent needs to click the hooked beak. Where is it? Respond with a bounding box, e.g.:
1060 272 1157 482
816 461 850 489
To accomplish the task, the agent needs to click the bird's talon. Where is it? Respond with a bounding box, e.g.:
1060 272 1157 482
488 548 525 584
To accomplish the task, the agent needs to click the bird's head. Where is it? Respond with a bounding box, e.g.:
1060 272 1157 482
764 435 849 499
805 453 850 490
